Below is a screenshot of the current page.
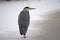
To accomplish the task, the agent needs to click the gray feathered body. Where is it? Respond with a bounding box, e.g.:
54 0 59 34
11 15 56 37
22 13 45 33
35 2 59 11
18 10 30 35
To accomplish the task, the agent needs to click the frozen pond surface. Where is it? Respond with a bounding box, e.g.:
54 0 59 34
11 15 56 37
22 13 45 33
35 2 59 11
0 1 60 40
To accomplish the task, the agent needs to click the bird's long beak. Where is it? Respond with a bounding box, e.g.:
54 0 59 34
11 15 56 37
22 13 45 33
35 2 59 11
28 8 36 10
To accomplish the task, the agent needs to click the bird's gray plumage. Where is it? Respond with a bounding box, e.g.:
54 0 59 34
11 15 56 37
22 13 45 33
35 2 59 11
18 10 30 35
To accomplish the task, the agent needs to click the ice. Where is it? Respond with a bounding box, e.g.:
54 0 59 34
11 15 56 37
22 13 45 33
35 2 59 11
0 1 60 40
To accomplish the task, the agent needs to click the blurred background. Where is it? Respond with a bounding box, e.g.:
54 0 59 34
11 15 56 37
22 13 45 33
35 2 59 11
0 0 60 40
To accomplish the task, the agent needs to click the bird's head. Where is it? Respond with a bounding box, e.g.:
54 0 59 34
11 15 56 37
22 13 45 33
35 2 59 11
23 7 35 11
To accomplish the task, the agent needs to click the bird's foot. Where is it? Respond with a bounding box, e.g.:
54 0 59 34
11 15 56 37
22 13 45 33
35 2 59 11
24 35 26 38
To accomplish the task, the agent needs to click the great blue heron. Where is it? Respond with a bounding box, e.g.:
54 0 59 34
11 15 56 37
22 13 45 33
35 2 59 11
18 7 35 38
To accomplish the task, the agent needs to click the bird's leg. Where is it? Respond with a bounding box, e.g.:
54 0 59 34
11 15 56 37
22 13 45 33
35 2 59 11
20 33 23 35
24 34 26 38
